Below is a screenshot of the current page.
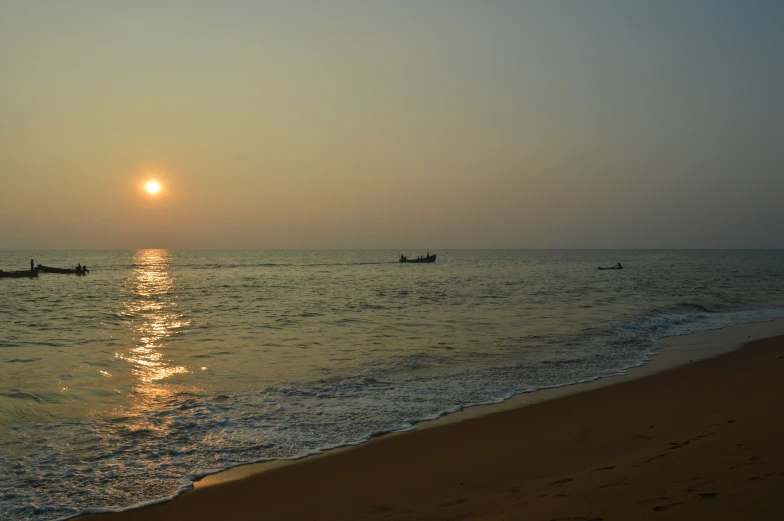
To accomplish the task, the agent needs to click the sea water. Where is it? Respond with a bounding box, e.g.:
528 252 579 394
1 249 783 520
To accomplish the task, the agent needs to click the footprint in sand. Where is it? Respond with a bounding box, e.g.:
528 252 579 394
438 498 466 508
550 477 574 486
697 492 718 499
599 481 629 489
648 453 669 462
748 474 775 481
492 485 522 498
652 502 684 512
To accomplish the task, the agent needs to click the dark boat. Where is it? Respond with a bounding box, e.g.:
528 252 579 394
597 266 623 270
0 270 38 278
400 254 437 263
37 264 88 274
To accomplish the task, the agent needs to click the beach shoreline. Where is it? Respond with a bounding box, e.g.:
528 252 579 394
190 317 784 488
79 318 784 521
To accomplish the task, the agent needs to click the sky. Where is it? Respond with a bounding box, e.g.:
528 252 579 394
1 1 783 249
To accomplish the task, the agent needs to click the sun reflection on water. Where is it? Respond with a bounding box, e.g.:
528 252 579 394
118 250 192 387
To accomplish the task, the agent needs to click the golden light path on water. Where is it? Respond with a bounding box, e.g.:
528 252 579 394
117 250 193 407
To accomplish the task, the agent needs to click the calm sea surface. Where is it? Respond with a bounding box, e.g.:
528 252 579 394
1 250 783 520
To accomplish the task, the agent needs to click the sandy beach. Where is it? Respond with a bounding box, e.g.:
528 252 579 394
80 327 784 521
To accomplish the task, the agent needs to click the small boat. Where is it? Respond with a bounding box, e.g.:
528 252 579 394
598 266 623 270
37 264 88 274
399 254 437 263
0 270 38 278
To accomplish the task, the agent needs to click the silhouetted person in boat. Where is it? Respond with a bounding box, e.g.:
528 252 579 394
616 262 623 269
31 259 34 272
77 263 82 272
426 252 430 257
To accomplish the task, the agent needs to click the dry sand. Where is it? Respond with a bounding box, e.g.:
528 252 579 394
82 332 784 521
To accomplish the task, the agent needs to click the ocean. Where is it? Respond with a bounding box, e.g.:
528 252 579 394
1 249 783 520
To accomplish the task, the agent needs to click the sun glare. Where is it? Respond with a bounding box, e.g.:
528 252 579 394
145 180 162 195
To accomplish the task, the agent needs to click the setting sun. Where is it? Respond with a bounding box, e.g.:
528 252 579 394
145 180 162 195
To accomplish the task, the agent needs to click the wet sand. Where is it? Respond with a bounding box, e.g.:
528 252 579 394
82 332 784 521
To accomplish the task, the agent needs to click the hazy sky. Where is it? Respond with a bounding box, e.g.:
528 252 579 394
1 1 782 249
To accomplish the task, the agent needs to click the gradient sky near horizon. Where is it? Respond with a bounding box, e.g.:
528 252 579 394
1 1 783 249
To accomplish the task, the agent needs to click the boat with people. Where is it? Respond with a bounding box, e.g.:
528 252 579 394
37 264 88 274
399 253 437 263
0 270 39 278
598 262 623 270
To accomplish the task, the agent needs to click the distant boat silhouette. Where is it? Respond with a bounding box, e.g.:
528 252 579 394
37 264 88 275
399 253 436 263
0 269 38 278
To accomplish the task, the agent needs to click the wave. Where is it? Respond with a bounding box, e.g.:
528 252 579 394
671 302 718 313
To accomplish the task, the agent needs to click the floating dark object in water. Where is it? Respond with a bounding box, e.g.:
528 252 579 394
0 270 38 278
37 264 89 274
399 253 437 263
